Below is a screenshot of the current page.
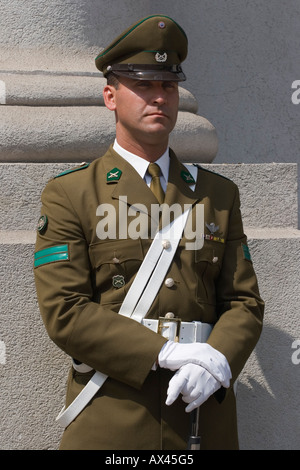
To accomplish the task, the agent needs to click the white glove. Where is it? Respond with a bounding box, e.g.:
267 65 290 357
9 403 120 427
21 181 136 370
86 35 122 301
158 341 232 388
166 363 221 412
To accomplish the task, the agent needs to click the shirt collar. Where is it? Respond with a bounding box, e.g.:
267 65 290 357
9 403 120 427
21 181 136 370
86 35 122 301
113 139 170 183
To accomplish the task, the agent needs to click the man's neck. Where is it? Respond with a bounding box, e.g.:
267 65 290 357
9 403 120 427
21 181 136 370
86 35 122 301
115 134 169 163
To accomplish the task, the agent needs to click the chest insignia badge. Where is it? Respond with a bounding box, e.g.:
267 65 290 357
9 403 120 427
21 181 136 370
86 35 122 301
204 222 225 243
112 274 125 288
205 222 219 234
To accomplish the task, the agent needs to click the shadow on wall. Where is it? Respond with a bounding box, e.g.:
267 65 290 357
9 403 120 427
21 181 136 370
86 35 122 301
237 324 300 450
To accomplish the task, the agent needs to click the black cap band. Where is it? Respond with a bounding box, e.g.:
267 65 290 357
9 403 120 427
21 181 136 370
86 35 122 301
105 63 186 81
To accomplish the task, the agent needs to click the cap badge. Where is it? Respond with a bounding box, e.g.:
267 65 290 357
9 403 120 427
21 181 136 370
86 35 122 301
112 275 125 289
107 167 122 182
155 52 167 63
158 21 166 29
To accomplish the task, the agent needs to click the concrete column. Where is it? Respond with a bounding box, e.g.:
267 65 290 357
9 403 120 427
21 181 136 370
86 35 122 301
0 73 218 163
0 1 218 164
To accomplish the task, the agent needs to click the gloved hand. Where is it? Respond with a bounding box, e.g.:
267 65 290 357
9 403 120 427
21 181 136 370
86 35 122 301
166 363 221 412
158 341 231 387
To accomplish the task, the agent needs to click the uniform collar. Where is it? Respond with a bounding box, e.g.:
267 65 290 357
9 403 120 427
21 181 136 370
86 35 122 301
102 145 201 231
113 139 170 189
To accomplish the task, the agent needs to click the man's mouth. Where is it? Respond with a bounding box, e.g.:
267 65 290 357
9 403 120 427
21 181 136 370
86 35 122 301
147 112 168 118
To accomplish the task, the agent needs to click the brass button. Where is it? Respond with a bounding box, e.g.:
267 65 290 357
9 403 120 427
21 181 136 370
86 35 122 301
165 312 175 319
165 278 175 288
162 239 171 249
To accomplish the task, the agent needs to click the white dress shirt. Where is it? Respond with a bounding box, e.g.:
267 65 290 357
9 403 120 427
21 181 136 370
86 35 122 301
113 139 169 192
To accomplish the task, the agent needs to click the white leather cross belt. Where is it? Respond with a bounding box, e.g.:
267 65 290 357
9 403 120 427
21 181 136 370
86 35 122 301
57 164 203 427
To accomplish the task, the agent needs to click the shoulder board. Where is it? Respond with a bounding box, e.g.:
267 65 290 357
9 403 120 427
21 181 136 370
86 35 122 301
195 164 232 182
54 162 90 179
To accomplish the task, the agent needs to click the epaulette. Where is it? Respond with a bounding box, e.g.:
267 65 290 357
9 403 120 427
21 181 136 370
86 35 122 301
54 162 90 179
194 163 233 182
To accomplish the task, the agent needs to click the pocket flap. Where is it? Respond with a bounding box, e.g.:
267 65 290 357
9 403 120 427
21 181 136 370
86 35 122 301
195 241 225 266
89 239 144 269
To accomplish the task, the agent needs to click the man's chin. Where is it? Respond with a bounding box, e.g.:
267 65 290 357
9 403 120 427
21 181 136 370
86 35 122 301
144 122 176 136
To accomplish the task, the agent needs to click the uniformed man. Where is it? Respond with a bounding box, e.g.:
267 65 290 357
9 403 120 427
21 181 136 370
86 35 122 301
34 15 264 450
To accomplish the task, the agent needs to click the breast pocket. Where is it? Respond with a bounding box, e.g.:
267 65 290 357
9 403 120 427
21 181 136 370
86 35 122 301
195 242 225 306
89 239 144 306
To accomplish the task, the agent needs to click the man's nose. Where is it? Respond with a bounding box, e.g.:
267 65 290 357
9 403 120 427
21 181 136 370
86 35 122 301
152 89 167 105
153 96 166 105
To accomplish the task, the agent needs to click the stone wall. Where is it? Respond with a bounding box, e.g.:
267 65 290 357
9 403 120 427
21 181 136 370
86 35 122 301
0 0 299 450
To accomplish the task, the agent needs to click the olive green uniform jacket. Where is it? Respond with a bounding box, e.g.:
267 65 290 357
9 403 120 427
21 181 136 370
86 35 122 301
34 146 264 450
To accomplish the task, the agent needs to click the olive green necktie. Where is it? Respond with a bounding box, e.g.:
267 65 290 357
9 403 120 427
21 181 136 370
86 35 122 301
148 163 164 204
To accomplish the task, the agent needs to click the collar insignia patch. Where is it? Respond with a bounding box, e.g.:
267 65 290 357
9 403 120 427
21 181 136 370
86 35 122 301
107 167 122 182
181 170 195 184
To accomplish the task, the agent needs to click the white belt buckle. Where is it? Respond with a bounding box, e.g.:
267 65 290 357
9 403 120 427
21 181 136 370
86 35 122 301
194 321 213 343
158 316 181 342
142 318 213 344
179 322 196 343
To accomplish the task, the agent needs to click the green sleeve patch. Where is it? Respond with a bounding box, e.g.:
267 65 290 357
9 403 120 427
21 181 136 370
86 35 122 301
242 243 252 261
34 244 69 268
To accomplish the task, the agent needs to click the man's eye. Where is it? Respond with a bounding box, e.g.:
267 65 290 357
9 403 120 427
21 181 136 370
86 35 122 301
164 82 177 89
137 81 151 87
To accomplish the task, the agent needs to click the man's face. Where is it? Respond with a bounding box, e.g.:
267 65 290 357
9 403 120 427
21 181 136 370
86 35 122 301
104 76 179 149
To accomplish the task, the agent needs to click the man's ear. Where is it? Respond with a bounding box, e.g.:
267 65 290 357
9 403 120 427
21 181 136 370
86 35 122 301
103 85 117 111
